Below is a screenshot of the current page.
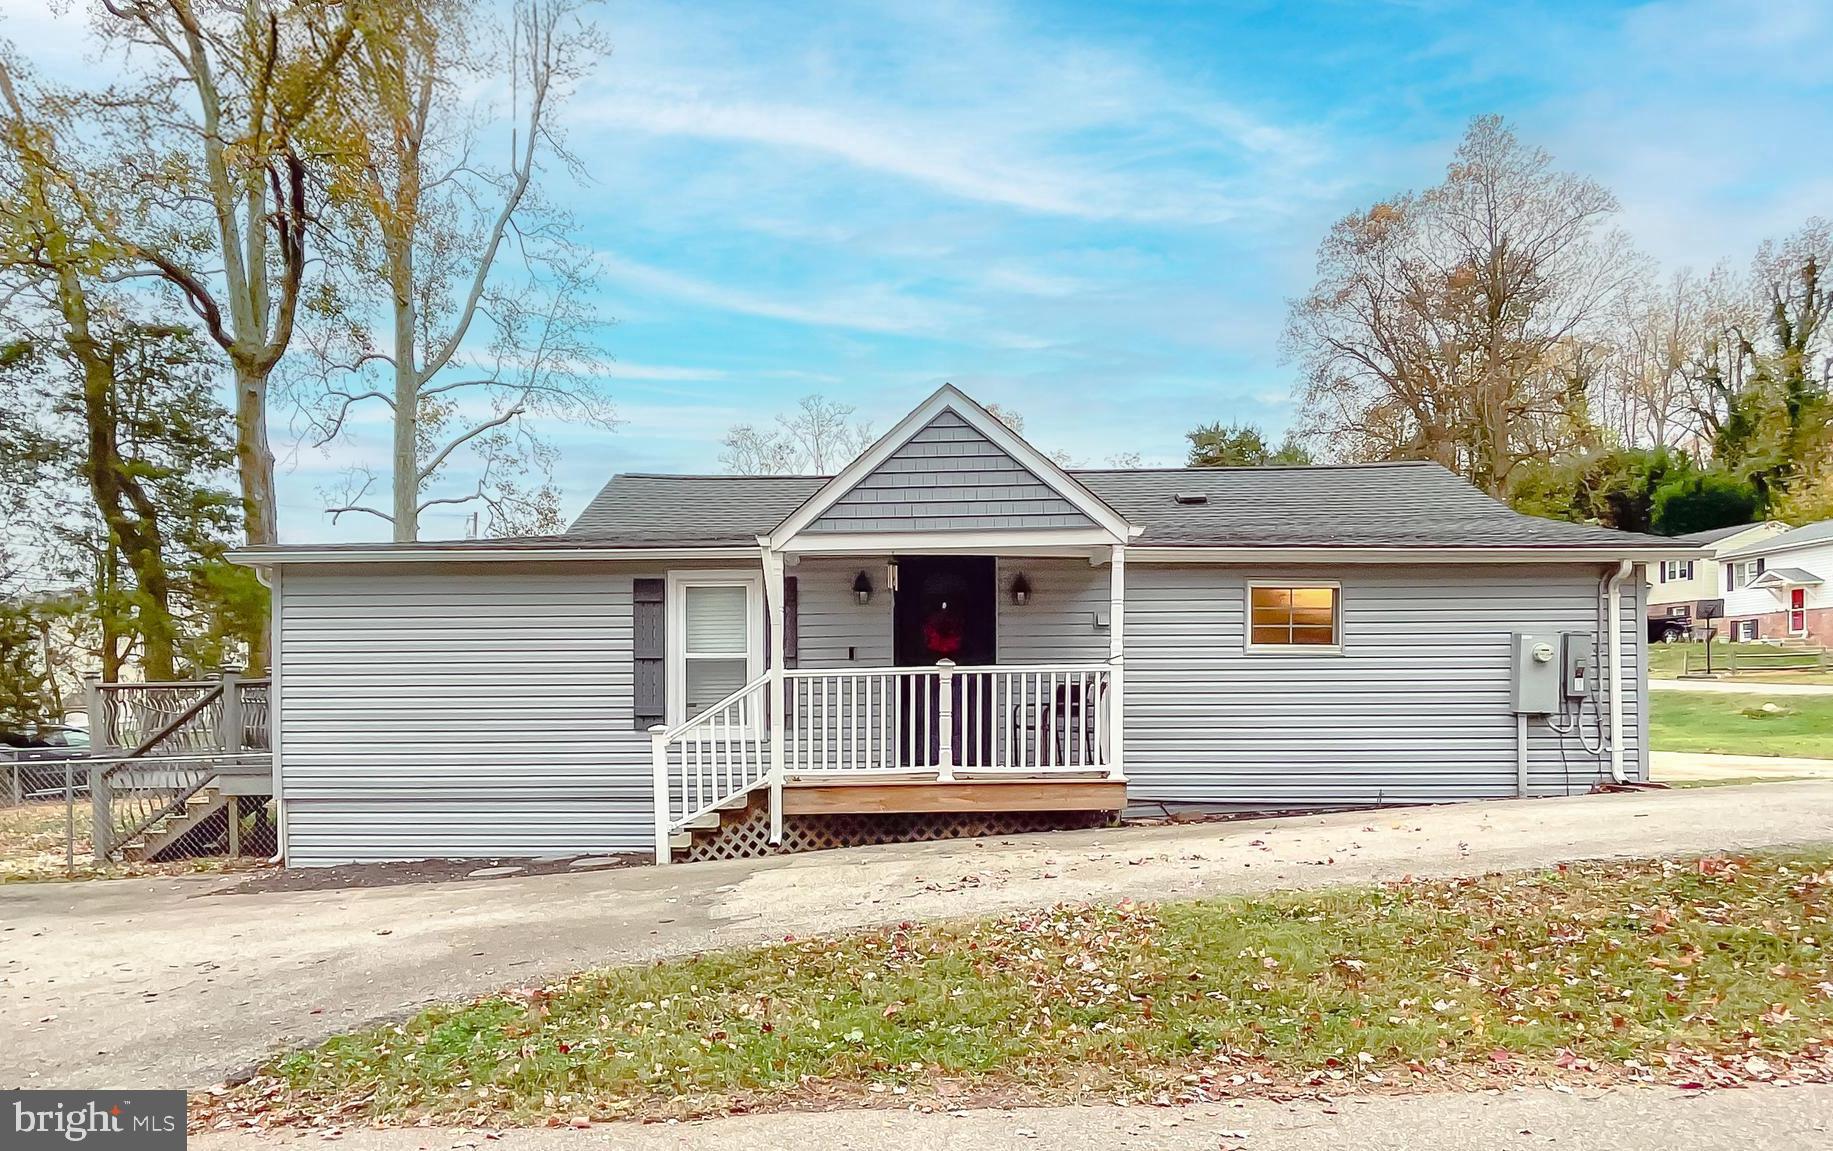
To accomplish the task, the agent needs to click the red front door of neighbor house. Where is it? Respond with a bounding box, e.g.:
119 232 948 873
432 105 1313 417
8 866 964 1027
1790 588 1807 636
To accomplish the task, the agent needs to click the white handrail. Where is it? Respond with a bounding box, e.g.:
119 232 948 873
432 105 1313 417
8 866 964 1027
650 672 774 863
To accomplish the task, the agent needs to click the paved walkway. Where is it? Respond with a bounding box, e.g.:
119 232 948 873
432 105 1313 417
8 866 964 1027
1652 677 1833 696
1653 750 1833 783
190 1086 1833 1151
6 781 1833 1092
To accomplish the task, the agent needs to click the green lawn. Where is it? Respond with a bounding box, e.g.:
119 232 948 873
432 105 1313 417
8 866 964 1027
1648 642 1833 685
213 851 1833 1127
1650 692 1833 758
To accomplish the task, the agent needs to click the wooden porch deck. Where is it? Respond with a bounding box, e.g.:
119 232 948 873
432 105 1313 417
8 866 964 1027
782 775 1125 815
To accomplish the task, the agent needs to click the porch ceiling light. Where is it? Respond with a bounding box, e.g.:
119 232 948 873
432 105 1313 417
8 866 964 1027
853 570 874 605
1010 572 1031 606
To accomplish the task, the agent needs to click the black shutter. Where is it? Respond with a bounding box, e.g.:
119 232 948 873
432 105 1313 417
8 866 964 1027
784 576 799 669
633 578 665 730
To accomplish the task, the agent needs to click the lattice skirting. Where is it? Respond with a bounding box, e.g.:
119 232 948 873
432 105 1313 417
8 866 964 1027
683 796 1120 863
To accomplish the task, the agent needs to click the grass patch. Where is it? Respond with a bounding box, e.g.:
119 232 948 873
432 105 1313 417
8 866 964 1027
1648 642 1833 684
218 852 1833 1127
1650 692 1833 758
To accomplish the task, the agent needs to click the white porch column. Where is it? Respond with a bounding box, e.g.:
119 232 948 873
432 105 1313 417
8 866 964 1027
763 547 788 844
1107 544 1126 781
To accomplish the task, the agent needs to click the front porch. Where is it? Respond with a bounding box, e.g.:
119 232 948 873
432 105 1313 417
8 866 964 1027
650 548 1130 860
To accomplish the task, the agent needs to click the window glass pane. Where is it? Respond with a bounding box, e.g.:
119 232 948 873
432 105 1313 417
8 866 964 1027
1250 587 1291 611
1291 587 1334 611
1250 605 1290 628
684 585 748 654
685 658 749 716
1250 586 1337 647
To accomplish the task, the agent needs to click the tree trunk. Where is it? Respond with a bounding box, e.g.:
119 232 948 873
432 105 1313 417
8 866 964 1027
233 360 276 672
390 239 419 542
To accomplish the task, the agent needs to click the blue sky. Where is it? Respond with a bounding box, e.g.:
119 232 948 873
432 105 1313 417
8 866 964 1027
7 0 1832 542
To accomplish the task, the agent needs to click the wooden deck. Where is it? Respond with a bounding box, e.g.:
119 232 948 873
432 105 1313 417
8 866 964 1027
782 776 1125 816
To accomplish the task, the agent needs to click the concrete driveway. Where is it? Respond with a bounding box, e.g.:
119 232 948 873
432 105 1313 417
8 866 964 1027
1653 750 1833 783
6 781 1833 1092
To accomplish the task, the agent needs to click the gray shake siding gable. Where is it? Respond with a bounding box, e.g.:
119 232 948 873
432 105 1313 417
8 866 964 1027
806 409 1095 533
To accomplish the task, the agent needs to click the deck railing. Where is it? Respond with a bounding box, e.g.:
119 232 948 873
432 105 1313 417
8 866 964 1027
650 661 1116 862
86 672 272 860
648 672 772 859
783 662 1112 778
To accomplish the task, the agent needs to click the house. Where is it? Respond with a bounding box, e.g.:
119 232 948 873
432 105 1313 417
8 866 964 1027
1720 520 1833 644
232 386 1694 866
1646 521 1791 641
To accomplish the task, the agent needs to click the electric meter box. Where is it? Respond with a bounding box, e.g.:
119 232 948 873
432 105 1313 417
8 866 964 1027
1511 632 1561 715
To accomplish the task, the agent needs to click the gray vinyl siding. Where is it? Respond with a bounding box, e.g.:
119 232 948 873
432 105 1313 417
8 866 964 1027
278 562 691 866
1123 563 1646 810
807 409 1094 533
794 558 894 668
997 557 1110 664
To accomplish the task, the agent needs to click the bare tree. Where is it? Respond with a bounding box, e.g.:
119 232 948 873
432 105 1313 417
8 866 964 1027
719 395 874 475
71 0 361 554
301 0 614 539
1286 116 1638 494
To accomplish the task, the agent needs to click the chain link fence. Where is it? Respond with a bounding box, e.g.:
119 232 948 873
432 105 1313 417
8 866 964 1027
1 672 275 879
0 756 89 878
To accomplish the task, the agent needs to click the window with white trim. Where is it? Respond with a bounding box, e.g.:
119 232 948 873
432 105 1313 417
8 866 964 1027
1248 584 1340 649
667 573 762 723
1660 560 1693 582
1734 619 1759 642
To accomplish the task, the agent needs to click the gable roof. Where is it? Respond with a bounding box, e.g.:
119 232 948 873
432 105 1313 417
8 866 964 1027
1722 519 1833 560
566 461 1683 551
767 385 1133 544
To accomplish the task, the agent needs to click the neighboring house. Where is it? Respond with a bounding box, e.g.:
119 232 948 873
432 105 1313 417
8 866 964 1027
1720 520 1833 644
232 386 1693 867
1647 521 1791 641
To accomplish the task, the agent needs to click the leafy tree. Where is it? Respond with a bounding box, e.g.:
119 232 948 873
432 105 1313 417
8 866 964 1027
0 322 259 680
1286 116 1636 493
1508 446 1699 534
1186 421 1312 467
1650 471 1762 536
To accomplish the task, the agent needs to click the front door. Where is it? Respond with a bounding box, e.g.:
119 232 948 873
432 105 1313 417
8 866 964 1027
892 556 996 766
1790 588 1807 636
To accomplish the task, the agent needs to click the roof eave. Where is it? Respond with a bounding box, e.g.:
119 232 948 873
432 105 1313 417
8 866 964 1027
228 542 760 567
1132 544 1706 563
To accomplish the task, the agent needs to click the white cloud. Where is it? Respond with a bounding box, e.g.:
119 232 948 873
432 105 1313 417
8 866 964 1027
594 250 972 335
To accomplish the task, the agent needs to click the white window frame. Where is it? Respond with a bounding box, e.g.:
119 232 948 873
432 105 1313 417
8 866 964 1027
1734 619 1758 642
1244 580 1343 654
1662 559 1693 582
665 569 764 726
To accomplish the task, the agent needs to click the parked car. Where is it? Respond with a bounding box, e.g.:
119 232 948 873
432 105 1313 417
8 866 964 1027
1 725 92 800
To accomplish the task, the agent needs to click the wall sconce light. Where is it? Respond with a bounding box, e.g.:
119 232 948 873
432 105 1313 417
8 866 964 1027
1010 572 1032 606
853 570 874 605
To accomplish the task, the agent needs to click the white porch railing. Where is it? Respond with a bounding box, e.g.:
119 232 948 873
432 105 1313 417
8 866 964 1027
784 662 1112 778
649 672 772 860
651 661 1115 862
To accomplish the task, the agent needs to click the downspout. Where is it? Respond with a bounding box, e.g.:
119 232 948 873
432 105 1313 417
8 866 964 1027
1604 559 1632 784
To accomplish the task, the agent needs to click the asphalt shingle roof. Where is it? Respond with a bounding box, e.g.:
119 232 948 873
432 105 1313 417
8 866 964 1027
1721 519 1833 559
1671 522 1769 545
563 461 1680 550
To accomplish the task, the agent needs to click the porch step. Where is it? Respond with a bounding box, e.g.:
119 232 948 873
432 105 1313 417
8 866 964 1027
120 788 226 863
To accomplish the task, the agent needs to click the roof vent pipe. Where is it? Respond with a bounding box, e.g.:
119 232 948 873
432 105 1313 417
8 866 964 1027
1173 492 1209 505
